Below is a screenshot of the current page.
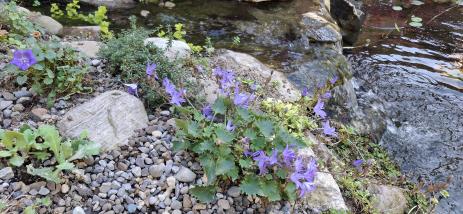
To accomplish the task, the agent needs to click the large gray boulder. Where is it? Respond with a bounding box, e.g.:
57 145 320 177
80 0 136 9
57 90 148 151
299 12 342 44
144 37 191 61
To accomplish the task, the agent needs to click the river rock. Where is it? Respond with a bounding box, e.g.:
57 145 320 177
330 0 364 43
174 167 196 183
208 49 299 103
57 90 148 151
302 172 348 212
299 12 342 44
368 184 407 214
144 37 191 60
80 0 136 9
61 41 101 58
61 26 101 41
0 167 14 180
30 14 63 35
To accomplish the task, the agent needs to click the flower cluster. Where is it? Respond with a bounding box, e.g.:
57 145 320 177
213 67 235 95
163 78 186 106
246 145 318 197
304 75 339 137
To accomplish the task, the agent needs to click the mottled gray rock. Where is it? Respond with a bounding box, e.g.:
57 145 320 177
72 206 85 214
0 100 12 111
61 26 101 41
62 41 101 58
0 167 14 180
330 0 364 43
302 172 348 212
144 37 191 60
57 90 148 151
30 15 63 35
368 184 407 214
299 12 342 43
149 164 165 178
80 0 136 9
227 186 241 197
175 167 196 183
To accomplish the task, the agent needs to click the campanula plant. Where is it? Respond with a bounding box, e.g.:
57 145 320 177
166 67 319 203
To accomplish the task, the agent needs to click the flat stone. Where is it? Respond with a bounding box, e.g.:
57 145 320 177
31 15 63 35
57 90 148 151
148 164 165 178
38 187 50 195
31 108 49 121
72 206 85 214
302 172 348 212
0 167 14 180
227 186 241 197
13 90 32 98
1 92 15 101
174 167 196 183
0 101 12 111
62 41 102 58
131 167 142 177
368 184 408 214
61 26 101 41
144 37 191 60
218 199 230 210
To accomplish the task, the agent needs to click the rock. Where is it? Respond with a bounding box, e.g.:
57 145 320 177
151 130 162 138
171 199 182 210
218 199 230 210
12 104 25 112
164 1 175 9
140 10 150 17
61 184 70 193
0 100 12 111
131 167 142 177
61 26 101 41
1 92 15 101
0 167 14 180
38 187 50 195
127 204 137 213
208 49 299 103
30 108 49 121
330 0 364 43
368 184 407 214
148 164 165 178
174 167 196 183
144 37 191 60
13 90 32 98
227 186 241 197
57 90 148 151
299 12 342 43
302 172 348 212
72 206 85 214
91 59 101 67
31 15 63 35
80 0 136 9
62 41 101 58
100 182 112 193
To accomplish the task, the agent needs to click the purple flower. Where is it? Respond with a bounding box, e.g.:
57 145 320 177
196 65 204 73
234 83 255 109
162 78 185 106
353 159 364 168
226 120 235 132
213 67 235 94
294 157 305 173
322 120 337 137
322 92 332 99
299 182 317 197
250 83 258 92
146 63 158 79
330 75 338 84
313 99 327 119
124 84 138 96
251 150 278 175
282 145 296 166
202 105 213 120
11 49 37 71
290 158 318 197
301 87 309 97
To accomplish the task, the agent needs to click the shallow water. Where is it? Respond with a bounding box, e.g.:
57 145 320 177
348 1 463 212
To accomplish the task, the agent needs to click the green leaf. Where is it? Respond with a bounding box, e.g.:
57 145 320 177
215 157 235 176
16 75 28 85
260 179 281 201
175 119 188 131
32 63 44 70
240 175 262 196
199 155 216 184
243 129 257 140
250 137 266 151
68 142 100 161
38 125 63 163
239 159 253 169
212 97 227 115
37 197 52 206
26 165 62 183
190 186 216 203
276 168 288 179
187 121 200 137
236 107 252 121
192 141 214 154
172 140 189 152
255 120 274 138
284 182 297 202
3 130 27 150
215 127 234 143
31 152 50 161
9 155 25 166
0 150 12 157
24 206 36 214
56 161 75 171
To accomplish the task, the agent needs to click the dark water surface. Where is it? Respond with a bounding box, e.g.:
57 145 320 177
348 1 463 212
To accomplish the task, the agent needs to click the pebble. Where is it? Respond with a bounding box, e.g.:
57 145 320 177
164 1 175 9
175 167 196 183
13 90 32 98
227 186 241 197
171 199 182 210
218 199 231 210
131 167 142 177
61 184 70 193
148 164 165 178
91 59 101 66
0 167 14 180
0 100 13 111
38 187 50 195
140 10 150 17
31 108 49 121
151 130 162 138
1 92 15 101
72 206 85 214
127 204 137 213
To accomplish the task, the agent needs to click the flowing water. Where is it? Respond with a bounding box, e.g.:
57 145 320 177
348 2 463 212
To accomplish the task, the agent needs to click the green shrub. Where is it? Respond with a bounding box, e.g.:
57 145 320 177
99 17 189 108
0 125 100 183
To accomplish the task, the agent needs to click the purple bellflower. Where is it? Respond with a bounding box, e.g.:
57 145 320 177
290 158 318 197
301 87 309 97
162 78 185 106
226 120 235 132
282 145 296 166
330 75 338 84
11 49 37 71
202 105 213 120
146 63 158 80
322 91 332 99
313 99 327 119
233 83 255 109
322 120 337 137
124 84 138 96
251 150 278 175
213 67 235 94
